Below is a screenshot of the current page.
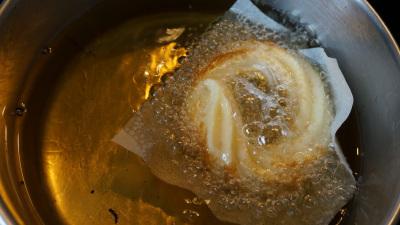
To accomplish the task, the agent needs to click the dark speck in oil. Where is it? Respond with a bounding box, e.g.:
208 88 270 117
14 103 27 116
108 208 119 224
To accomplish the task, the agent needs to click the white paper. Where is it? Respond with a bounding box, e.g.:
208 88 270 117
300 48 354 135
112 2 356 224
114 0 354 170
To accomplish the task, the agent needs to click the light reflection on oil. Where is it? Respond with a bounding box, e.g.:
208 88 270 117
131 42 186 111
1 106 6 116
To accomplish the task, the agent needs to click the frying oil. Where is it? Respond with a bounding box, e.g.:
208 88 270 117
20 9 361 225
23 12 232 225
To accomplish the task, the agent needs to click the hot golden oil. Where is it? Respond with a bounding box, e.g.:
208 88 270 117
19 12 233 225
131 42 186 111
17 10 361 225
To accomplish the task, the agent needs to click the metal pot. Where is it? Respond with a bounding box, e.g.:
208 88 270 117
0 0 399 224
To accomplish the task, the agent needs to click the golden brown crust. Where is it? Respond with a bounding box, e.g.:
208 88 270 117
194 41 280 82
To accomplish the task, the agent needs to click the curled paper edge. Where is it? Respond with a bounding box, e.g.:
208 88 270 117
230 0 288 32
300 48 354 136
112 128 144 158
300 48 354 173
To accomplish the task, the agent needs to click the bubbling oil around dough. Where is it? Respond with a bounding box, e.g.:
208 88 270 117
186 40 333 183
121 12 356 225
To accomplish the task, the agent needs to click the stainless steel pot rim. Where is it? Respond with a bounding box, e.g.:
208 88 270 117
356 2 400 225
0 0 399 224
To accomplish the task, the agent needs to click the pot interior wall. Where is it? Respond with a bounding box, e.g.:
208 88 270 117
0 0 399 224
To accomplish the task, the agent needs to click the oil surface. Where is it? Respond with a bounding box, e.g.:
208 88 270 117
18 10 361 225
20 12 232 225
